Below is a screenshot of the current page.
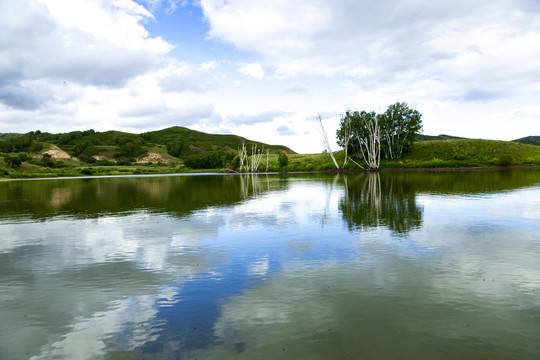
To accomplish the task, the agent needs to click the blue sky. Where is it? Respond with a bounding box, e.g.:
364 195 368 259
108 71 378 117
0 0 539 153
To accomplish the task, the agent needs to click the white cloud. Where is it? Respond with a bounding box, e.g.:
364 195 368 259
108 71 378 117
227 109 294 126
275 125 296 136
0 0 169 111
201 0 540 100
238 62 265 80
0 0 539 154
158 60 220 93
199 60 220 70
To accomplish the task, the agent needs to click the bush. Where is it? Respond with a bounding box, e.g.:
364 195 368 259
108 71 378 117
184 151 236 169
496 154 513 167
278 153 288 169
95 159 115 166
4 155 22 167
78 154 96 164
80 168 93 175
166 140 183 157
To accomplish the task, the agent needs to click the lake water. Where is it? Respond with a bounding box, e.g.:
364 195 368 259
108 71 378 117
1 170 539 359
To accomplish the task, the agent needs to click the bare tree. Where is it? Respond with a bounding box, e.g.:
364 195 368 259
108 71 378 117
357 112 381 170
338 111 381 170
339 118 352 168
238 142 248 172
315 114 340 169
250 144 264 172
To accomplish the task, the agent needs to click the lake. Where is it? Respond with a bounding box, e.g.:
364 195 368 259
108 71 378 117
1 170 539 359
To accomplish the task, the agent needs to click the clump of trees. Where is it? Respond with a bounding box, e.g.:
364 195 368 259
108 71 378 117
336 102 422 170
184 151 236 169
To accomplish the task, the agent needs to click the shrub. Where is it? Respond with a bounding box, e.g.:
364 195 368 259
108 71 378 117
278 153 288 169
184 151 236 169
4 155 22 167
80 168 93 175
496 154 513 167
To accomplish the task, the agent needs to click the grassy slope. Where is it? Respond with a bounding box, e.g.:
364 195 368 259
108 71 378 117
142 126 293 156
416 134 466 141
2 137 540 178
513 136 540 146
287 139 540 171
386 139 540 168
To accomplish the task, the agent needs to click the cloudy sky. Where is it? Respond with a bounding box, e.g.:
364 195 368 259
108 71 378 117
1 0 539 153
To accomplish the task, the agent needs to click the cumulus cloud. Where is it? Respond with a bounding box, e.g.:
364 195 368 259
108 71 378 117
200 0 540 100
158 60 220 93
238 63 265 79
227 109 294 126
275 125 296 136
0 0 168 110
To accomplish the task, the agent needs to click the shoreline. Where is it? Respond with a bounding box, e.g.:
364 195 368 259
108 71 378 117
2 165 540 182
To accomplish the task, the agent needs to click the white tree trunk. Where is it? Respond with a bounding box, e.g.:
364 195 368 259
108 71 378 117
315 114 340 170
355 114 380 170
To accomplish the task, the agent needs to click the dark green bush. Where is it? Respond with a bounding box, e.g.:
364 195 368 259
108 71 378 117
184 151 236 169
80 168 93 175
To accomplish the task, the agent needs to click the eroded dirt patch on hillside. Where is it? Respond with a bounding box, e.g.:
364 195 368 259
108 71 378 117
136 152 174 164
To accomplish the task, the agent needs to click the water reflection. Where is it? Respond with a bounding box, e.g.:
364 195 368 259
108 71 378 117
340 172 423 234
0 170 539 359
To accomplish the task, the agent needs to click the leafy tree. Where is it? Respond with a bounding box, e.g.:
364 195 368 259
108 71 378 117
337 110 380 169
278 153 289 169
41 153 56 168
336 102 422 169
379 102 422 159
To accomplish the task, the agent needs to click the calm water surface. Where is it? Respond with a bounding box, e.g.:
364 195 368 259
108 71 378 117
1 171 539 359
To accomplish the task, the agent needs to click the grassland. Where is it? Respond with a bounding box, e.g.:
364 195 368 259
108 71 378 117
1 134 540 179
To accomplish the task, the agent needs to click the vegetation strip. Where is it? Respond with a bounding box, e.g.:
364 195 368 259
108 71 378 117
1 124 539 178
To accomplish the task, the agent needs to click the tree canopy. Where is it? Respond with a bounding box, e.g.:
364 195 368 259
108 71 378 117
336 102 422 169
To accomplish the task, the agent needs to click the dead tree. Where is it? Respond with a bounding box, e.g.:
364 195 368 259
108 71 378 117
315 114 340 169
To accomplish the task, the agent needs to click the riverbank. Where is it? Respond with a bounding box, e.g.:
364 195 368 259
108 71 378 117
1 138 540 179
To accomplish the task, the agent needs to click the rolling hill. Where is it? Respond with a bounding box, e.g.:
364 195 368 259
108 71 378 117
0 126 296 165
513 136 540 146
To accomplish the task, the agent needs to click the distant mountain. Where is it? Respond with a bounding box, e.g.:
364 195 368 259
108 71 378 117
416 134 466 141
0 126 296 164
513 136 540 146
0 133 22 139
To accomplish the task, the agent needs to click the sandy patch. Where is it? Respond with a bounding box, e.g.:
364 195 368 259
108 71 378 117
43 149 74 159
136 152 172 164
92 155 115 162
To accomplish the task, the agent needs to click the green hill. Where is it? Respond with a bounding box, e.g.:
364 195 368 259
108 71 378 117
0 133 22 139
392 139 540 168
0 126 294 163
416 134 466 141
513 136 540 146
2 130 539 178
284 138 540 171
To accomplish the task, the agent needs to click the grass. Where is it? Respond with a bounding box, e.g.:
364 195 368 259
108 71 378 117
2 138 540 179
393 139 540 168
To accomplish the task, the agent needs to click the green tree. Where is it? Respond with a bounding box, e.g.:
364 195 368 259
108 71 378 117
379 102 422 159
278 153 288 169
166 140 183 157
41 153 56 168
4 155 22 167
336 102 422 168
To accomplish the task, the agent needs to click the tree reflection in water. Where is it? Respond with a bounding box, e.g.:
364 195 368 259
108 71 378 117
340 172 423 234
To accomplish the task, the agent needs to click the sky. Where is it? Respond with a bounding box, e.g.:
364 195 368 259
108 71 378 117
0 0 539 154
